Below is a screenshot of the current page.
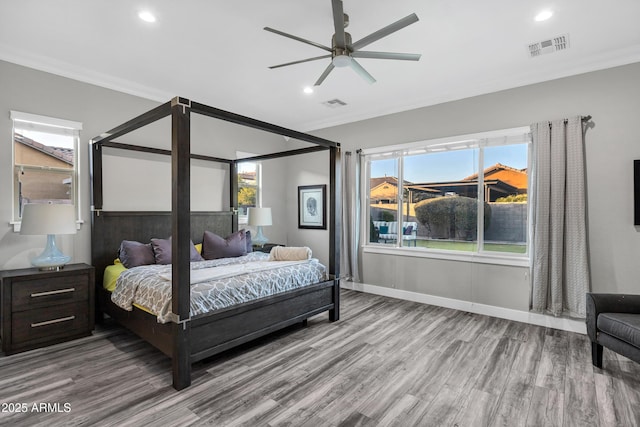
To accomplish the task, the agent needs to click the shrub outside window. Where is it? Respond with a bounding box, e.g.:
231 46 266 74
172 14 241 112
364 127 531 258
236 154 261 225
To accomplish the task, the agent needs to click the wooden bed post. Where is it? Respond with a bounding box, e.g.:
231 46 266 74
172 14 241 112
171 97 192 390
329 145 341 322
90 140 103 212
91 98 342 391
230 160 238 231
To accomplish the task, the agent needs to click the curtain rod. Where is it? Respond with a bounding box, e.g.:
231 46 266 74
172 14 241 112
561 115 591 124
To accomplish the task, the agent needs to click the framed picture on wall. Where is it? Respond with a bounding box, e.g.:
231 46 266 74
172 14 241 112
298 184 326 229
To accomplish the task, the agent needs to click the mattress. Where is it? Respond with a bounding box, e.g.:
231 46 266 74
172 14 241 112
108 251 327 323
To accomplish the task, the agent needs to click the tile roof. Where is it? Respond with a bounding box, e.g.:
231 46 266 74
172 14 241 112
14 133 74 165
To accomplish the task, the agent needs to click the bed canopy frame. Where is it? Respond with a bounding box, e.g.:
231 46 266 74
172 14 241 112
90 96 341 390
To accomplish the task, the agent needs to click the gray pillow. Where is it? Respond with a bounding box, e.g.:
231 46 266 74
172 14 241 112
202 229 247 260
150 237 204 265
119 240 155 269
245 230 253 253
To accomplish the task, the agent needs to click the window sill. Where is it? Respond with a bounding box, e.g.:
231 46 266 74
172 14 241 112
11 220 85 233
362 244 530 267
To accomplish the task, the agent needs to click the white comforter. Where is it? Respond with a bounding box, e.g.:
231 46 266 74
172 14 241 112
111 252 327 323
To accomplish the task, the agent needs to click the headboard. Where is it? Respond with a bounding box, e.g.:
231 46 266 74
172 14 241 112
91 210 235 287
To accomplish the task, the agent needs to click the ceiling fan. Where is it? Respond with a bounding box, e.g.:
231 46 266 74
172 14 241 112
264 0 421 86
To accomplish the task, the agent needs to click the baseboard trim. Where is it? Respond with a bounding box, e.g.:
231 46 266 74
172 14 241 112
341 282 586 334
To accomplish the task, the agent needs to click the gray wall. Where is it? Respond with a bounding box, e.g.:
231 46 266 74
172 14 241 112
4 58 640 313
0 60 290 269
303 61 640 311
284 150 331 268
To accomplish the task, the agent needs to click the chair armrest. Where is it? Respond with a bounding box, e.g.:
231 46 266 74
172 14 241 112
586 293 640 341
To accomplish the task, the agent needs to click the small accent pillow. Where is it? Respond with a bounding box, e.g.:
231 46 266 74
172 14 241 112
118 240 155 269
202 229 247 260
269 246 311 261
150 237 204 265
379 225 389 234
403 225 414 235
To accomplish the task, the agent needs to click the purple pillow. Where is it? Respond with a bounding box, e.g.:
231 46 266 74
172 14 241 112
119 240 155 269
202 229 247 260
403 225 414 235
150 237 203 265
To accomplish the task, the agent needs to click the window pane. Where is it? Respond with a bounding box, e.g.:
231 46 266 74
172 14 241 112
15 132 75 167
14 130 76 219
408 149 478 251
369 158 398 245
16 168 73 217
238 162 257 220
482 144 528 254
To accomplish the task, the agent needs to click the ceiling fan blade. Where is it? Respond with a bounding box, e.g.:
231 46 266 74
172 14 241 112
314 63 335 86
351 13 419 51
264 27 332 52
269 55 332 69
331 0 346 48
351 51 421 61
349 58 376 84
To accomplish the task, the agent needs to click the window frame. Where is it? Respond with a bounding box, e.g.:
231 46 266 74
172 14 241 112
10 111 83 232
236 152 262 225
362 126 532 267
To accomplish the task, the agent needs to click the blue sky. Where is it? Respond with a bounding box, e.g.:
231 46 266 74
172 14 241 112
372 144 528 183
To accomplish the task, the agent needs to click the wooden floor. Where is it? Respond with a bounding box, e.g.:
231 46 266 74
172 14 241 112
0 290 639 426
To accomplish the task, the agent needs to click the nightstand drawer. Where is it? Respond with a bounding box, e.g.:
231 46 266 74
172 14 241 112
12 302 89 345
12 274 89 311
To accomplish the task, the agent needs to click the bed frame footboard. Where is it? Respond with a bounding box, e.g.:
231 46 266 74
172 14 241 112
98 278 339 389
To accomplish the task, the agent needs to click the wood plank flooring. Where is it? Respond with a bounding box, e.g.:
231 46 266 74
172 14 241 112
0 289 639 426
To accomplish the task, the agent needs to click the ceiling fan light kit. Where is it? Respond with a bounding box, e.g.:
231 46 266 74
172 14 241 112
265 0 421 86
332 55 352 68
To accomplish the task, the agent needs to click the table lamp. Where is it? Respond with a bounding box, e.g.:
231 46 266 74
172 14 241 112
20 203 77 270
248 207 272 247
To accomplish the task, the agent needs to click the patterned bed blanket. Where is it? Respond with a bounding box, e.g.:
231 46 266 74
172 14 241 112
111 251 328 323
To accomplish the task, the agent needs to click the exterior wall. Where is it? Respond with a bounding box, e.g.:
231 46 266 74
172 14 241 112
485 203 527 243
486 169 528 190
15 144 73 204
15 143 71 168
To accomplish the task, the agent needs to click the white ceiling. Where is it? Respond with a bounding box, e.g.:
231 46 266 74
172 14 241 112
1 1 640 131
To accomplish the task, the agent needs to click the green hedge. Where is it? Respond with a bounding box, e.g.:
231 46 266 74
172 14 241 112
414 196 491 240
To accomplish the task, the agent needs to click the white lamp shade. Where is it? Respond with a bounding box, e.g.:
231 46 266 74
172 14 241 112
247 207 272 226
20 204 77 235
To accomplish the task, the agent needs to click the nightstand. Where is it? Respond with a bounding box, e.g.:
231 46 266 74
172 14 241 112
252 243 283 253
0 263 95 355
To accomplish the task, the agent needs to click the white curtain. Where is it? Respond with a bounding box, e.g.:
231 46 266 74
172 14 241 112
340 151 361 282
530 116 590 317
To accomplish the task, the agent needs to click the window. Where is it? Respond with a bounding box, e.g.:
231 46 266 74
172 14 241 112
236 152 261 225
364 127 531 259
11 111 82 229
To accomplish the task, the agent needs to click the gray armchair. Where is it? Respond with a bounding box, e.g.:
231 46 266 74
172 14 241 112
586 293 640 368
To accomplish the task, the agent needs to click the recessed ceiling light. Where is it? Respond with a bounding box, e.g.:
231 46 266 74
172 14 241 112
303 86 314 94
138 10 157 23
534 10 553 22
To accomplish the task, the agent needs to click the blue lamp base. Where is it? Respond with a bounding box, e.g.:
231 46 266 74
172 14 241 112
253 226 269 247
31 234 71 271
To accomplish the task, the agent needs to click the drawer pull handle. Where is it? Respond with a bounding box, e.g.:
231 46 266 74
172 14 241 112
31 316 75 328
30 288 75 298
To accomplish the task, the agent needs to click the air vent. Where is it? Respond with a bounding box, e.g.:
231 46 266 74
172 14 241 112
322 99 348 108
528 34 570 58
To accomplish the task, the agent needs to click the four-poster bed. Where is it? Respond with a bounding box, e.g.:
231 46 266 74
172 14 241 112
90 97 341 390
